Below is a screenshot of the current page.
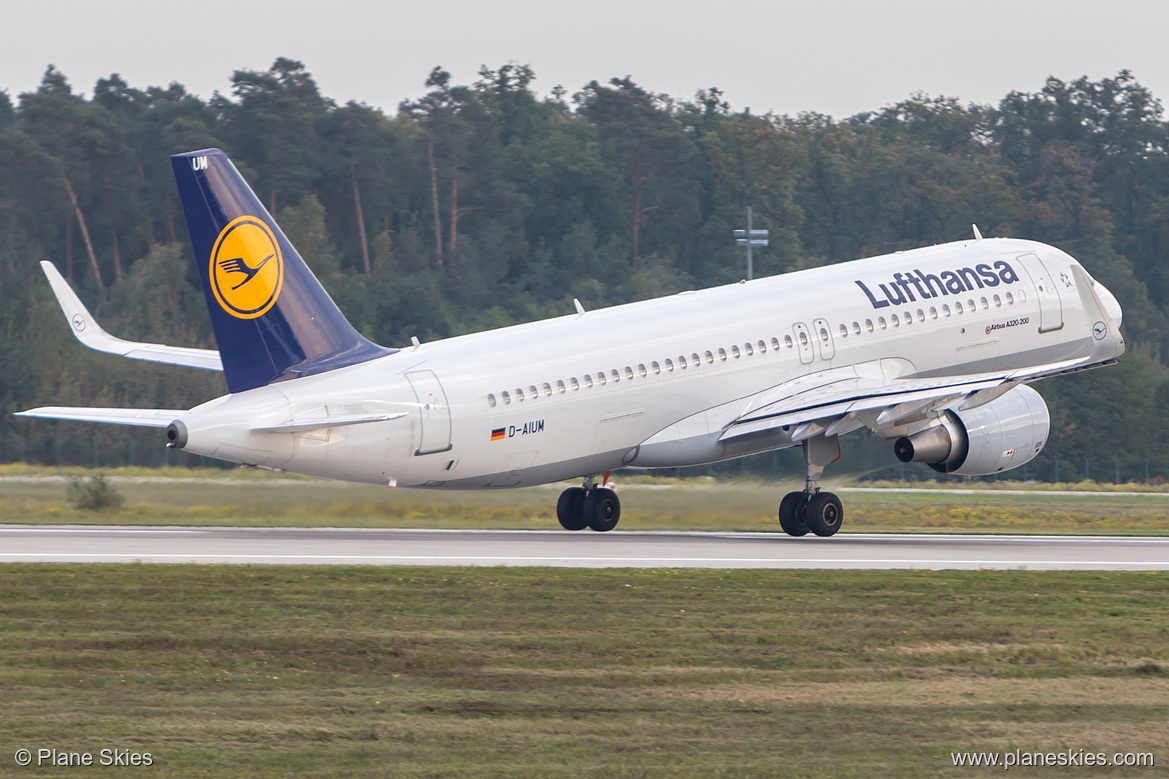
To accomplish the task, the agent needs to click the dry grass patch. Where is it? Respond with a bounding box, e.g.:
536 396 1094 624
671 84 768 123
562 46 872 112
3 471 1169 534
2 566 1169 776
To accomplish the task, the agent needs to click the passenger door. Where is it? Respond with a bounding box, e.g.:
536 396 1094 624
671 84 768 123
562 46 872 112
406 370 453 455
1016 253 1064 333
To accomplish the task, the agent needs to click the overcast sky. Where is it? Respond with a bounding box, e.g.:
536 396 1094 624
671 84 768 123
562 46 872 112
3 1 1167 118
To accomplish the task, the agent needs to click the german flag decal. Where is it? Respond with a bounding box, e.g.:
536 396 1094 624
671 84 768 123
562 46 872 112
491 427 506 441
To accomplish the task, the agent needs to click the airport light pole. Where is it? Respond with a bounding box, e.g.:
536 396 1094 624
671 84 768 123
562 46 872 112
733 207 768 280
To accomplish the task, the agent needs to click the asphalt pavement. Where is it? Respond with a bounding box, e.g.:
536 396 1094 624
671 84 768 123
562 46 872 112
1 526 1167 569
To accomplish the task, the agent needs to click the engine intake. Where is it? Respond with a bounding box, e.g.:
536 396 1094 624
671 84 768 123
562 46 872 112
894 384 1049 476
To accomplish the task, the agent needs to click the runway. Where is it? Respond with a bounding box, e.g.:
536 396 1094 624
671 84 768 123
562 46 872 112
1 526 1168 569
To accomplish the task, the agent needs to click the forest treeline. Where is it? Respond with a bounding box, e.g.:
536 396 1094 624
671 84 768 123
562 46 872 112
2 59 1168 478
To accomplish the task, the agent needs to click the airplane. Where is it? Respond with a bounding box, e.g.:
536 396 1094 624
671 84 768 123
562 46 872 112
17 149 1125 537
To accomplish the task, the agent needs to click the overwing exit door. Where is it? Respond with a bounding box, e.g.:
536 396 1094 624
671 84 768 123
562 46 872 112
813 318 835 360
792 322 814 364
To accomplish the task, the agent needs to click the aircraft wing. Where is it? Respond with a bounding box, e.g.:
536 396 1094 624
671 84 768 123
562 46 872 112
40 261 223 371
14 407 184 428
719 356 1103 443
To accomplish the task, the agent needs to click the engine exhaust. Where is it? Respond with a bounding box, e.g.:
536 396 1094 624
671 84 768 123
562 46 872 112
166 420 188 449
893 412 967 472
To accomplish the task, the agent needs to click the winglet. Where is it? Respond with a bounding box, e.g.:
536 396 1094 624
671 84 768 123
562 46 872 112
38 261 223 371
574 298 586 315
1070 265 1125 359
972 224 983 241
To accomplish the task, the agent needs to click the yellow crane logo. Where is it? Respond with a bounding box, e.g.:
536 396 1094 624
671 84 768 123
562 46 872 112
209 216 284 319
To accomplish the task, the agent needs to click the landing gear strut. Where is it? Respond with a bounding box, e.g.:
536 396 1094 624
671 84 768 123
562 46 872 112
778 436 843 537
557 475 621 532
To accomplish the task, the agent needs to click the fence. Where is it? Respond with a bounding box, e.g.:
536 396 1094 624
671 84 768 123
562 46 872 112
0 431 231 471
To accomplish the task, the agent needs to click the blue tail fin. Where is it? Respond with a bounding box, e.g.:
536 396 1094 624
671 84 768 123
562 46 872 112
171 149 392 393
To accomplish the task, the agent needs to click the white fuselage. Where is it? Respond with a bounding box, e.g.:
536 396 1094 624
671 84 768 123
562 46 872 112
177 238 1122 488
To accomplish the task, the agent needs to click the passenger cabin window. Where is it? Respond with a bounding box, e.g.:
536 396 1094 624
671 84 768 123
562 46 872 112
488 393 497 407
865 319 874 332
852 322 861 335
556 380 566 394
678 356 687 368
611 369 620 382
515 388 524 401
625 366 634 380
638 364 648 377
757 341 766 353
878 317 887 329
820 326 830 342
930 307 938 319
744 343 753 356
665 358 675 371
839 324 848 337
770 338 780 350
584 375 593 388
784 335 794 348
652 361 661 374
798 331 809 346
571 378 580 390
955 302 964 314
718 349 727 361
705 351 714 364
542 383 552 397
890 314 899 327
529 385 538 398
502 390 511 404
993 294 1001 307
693 352 702 365
981 297 989 310
597 372 606 385
942 305 951 317
731 345 741 358
917 309 925 322
1006 292 1014 304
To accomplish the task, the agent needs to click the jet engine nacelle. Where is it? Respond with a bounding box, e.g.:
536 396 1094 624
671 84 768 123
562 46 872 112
893 384 1049 476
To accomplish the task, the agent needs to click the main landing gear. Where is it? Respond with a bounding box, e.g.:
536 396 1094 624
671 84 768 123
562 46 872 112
778 436 844 537
557 474 620 532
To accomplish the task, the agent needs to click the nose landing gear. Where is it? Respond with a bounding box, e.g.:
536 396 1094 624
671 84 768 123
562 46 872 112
557 474 621 532
778 435 843 537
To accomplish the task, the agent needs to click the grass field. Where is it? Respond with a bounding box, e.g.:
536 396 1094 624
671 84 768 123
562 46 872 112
1 565 1166 777
2 467 1169 534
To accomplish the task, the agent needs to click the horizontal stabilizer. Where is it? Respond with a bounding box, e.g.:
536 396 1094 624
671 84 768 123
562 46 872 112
253 412 408 433
40 261 223 371
15 407 184 428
